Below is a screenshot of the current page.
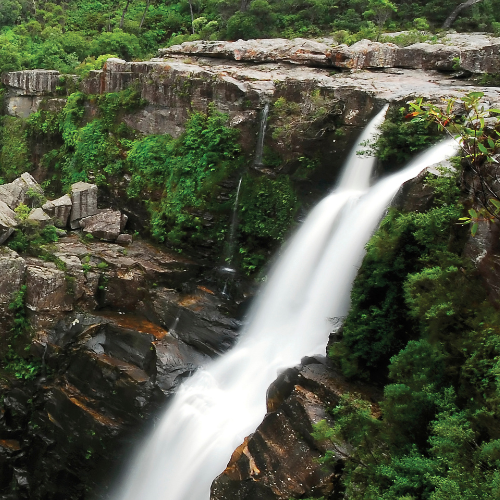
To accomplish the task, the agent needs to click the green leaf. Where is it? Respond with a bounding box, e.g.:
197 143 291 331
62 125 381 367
471 222 479 236
469 208 478 219
478 143 488 154
490 198 500 209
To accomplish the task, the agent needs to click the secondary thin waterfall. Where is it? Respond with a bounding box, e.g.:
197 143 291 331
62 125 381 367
112 107 456 500
254 103 269 166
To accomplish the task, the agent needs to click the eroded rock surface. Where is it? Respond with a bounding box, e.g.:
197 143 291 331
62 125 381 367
211 356 381 500
162 33 500 72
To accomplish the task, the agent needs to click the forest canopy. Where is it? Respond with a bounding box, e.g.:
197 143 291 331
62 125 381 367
1 0 500 74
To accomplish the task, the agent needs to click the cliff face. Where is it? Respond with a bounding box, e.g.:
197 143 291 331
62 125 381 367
1 35 500 500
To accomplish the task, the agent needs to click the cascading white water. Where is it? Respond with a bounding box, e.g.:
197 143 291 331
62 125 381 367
254 103 269 166
112 106 456 500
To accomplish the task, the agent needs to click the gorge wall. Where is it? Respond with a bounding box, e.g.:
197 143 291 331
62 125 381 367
0 34 500 500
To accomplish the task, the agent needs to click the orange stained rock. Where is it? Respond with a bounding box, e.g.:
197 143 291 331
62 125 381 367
0 439 21 451
197 285 215 295
100 312 169 340
60 385 121 428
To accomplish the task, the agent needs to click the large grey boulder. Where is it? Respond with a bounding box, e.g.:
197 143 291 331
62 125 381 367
28 208 51 227
70 182 98 229
0 201 18 244
79 209 128 241
0 173 44 210
42 194 72 228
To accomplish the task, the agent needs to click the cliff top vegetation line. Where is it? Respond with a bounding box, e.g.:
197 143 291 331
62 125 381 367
2 0 500 75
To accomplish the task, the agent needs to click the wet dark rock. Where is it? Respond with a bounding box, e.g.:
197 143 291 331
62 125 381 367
210 357 377 500
146 288 240 357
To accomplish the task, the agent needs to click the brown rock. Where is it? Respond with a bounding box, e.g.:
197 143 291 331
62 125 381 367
116 234 133 245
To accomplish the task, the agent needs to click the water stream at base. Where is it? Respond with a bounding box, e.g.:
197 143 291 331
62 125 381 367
112 106 456 500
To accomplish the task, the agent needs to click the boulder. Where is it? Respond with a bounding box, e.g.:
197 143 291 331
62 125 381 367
42 194 72 227
79 209 128 241
27 208 51 227
116 233 133 245
0 201 18 244
70 182 98 229
25 265 73 312
0 173 44 210
328 39 398 69
395 43 459 71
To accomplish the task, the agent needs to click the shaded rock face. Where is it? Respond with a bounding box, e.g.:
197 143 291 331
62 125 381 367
1 70 60 96
0 234 241 498
463 219 500 302
211 357 381 500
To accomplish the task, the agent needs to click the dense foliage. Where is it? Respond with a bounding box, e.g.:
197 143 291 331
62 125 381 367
320 159 500 498
1 0 500 75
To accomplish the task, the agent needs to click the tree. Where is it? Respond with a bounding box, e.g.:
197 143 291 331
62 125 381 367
442 0 485 29
363 0 397 34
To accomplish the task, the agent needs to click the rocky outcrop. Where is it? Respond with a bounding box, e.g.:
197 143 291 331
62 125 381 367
162 33 500 73
42 195 72 228
0 202 18 245
1 70 60 96
27 208 51 227
0 173 44 210
70 182 98 229
79 209 128 241
211 356 381 500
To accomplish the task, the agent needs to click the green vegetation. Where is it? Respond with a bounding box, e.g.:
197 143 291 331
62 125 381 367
1 286 42 381
315 95 500 499
0 0 500 76
367 104 442 169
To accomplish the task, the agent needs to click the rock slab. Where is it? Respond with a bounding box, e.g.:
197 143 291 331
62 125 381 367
79 209 128 241
70 182 98 229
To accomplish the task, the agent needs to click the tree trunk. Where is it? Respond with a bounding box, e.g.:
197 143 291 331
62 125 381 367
442 0 484 29
240 0 252 12
120 0 132 29
140 0 150 29
188 0 195 34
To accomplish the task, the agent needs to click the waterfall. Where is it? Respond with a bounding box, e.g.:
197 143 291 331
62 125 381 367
223 177 243 270
254 103 269 166
112 107 456 500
